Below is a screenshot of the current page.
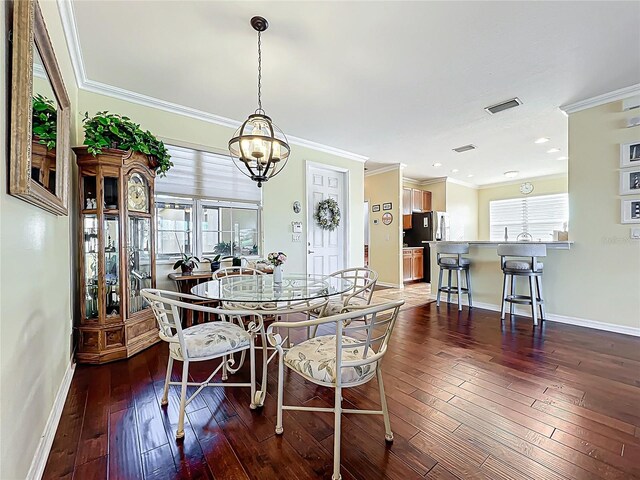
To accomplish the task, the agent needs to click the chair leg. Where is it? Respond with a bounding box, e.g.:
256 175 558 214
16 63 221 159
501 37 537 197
176 360 189 439
465 268 473 309
161 356 173 406
536 275 546 320
500 274 508 320
221 354 228 381
332 386 343 480
529 276 539 326
377 368 393 442
249 337 257 409
447 269 452 305
456 269 462 311
436 267 443 307
510 275 516 317
275 353 284 435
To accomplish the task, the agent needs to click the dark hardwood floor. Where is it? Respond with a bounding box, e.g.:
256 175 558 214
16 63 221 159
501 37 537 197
43 301 640 479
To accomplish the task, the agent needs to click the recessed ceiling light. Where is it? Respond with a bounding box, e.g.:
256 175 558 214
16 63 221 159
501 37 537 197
451 169 459 173
467 174 474 178
433 163 442 167
504 171 519 178
556 156 568 161
546 148 560 153
535 137 550 144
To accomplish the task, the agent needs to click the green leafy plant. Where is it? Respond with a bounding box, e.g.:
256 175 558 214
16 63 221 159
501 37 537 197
213 241 237 255
32 94 57 150
82 111 173 176
173 253 200 272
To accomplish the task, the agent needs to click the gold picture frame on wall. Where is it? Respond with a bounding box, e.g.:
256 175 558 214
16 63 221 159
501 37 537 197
9 0 70 215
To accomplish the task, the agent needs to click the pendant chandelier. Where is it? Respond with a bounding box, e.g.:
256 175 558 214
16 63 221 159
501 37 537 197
228 16 290 188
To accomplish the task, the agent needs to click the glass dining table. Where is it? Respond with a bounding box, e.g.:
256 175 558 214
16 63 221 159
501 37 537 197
189 273 354 307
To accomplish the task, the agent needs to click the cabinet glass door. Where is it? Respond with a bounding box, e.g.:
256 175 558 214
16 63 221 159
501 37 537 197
83 214 99 320
128 216 152 314
104 215 120 319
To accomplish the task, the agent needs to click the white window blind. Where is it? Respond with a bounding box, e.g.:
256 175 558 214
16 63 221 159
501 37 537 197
156 144 261 204
490 193 568 241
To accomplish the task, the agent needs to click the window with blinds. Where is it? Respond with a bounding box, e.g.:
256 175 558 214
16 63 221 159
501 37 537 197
155 145 262 260
489 193 568 241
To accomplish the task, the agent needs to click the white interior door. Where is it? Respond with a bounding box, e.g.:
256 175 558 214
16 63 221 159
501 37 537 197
307 164 347 276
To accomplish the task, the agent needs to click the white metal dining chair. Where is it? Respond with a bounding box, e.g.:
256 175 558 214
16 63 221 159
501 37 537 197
267 300 404 480
141 289 268 439
213 266 265 279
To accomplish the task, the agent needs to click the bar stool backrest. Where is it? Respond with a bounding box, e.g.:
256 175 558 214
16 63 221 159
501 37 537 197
436 243 469 255
497 244 547 258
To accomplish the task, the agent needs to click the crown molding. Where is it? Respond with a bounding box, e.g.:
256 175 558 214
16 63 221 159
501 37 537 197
55 0 368 163
560 83 640 115
364 163 403 177
478 172 568 189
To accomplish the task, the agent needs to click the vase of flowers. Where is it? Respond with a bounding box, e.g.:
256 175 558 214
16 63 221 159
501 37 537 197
267 251 287 283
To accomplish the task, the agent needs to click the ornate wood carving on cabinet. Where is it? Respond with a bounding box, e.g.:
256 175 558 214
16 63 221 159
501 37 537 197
74 147 159 364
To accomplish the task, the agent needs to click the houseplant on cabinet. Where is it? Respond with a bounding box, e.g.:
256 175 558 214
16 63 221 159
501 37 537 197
82 111 173 176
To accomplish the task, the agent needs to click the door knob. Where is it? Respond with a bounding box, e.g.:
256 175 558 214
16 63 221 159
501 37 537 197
308 249 315 254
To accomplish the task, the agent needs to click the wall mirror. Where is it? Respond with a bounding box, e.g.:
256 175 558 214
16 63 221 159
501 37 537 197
10 0 70 215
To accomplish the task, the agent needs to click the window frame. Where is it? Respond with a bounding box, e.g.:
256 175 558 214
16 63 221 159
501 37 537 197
155 194 262 264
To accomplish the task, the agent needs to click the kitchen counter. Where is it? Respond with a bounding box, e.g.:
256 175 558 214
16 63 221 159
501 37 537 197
425 240 573 250
426 240 574 318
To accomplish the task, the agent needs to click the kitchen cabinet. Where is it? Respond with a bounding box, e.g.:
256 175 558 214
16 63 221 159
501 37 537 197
402 188 412 215
402 214 412 230
412 189 423 212
403 188 433 229
403 247 424 282
422 190 432 211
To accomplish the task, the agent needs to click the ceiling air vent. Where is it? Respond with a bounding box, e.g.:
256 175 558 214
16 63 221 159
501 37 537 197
453 144 476 153
485 97 522 114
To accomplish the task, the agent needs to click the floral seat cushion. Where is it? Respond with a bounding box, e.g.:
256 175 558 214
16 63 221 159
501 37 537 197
311 297 368 317
169 322 250 360
284 335 376 384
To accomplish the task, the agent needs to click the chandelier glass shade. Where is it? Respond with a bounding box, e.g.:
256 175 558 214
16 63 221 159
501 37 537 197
228 16 290 188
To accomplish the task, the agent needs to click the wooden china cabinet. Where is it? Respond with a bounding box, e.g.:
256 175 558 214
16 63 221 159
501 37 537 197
74 147 159 364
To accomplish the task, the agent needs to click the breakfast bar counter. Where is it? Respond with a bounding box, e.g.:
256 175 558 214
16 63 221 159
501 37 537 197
425 241 574 318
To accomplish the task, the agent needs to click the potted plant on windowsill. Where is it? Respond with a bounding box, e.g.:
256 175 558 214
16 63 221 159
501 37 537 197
81 111 173 176
173 253 200 275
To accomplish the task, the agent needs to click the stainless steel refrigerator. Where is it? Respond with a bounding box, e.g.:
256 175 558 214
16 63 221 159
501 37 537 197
404 211 449 282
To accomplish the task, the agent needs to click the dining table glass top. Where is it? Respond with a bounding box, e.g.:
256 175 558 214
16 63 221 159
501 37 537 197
190 274 353 303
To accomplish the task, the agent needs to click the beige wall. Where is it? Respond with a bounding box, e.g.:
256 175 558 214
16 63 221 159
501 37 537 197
79 90 365 276
404 178 447 211
0 2 79 479
365 169 402 286
477 175 568 240
446 181 479 241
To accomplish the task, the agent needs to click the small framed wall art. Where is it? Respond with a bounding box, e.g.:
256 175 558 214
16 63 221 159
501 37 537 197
382 202 392 210
620 142 640 168
620 169 640 195
621 198 640 224
372 204 381 212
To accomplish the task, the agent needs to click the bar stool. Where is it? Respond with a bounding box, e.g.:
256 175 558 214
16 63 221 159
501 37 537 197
497 244 546 325
436 243 472 311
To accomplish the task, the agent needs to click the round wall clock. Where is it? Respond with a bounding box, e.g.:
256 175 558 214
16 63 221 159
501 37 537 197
520 182 534 195
292 201 301 214
382 212 393 225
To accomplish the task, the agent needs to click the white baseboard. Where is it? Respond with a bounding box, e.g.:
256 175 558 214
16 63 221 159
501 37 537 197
378 281 404 289
427 295 640 337
27 360 76 480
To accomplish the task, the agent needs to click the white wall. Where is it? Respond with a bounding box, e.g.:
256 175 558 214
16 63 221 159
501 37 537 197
0 2 79 478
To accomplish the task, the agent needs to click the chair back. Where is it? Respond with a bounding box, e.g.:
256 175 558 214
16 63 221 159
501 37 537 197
497 243 547 258
436 242 469 255
327 267 378 306
334 300 403 383
141 289 263 360
214 266 265 279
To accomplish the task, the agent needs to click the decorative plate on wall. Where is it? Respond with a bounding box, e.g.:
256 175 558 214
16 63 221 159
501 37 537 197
382 212 393 225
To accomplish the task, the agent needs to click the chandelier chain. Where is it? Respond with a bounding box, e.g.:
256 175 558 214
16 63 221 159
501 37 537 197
257 31 262 113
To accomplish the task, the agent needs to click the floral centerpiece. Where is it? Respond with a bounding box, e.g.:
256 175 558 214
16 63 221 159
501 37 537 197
267 251 287 283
